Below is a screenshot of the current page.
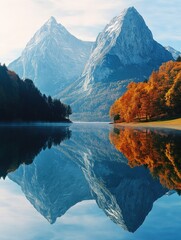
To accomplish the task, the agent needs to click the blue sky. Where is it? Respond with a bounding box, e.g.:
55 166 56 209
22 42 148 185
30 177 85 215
0 0 180 64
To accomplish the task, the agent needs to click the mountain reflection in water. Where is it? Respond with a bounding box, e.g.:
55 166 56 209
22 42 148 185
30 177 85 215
110 127 181 192
1 124 172 234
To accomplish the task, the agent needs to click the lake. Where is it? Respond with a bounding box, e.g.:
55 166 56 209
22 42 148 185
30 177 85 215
0 123 181 240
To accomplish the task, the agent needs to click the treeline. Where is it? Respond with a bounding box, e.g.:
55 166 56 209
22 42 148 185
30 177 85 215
0 64 72 122
110 60 181 122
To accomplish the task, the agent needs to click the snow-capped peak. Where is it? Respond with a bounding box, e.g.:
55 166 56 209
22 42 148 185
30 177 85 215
44 16 66 32
165 46 181 60
8 16 93 96
47 16 57 25
96 6 143 56
82 6 154 90
105 7 139 34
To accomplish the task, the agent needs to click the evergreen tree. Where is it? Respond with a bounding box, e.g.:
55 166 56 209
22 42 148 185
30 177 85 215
0 65 72 122
176 56 181 62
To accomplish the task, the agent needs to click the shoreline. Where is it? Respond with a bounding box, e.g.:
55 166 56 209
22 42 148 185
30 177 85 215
113 118 181 130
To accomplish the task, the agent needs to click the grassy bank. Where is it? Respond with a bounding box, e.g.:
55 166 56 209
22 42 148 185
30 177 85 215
114 118 181 130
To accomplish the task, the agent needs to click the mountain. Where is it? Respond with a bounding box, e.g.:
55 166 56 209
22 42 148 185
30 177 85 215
165 46 181 60
9 17 93 96
58 7 173 121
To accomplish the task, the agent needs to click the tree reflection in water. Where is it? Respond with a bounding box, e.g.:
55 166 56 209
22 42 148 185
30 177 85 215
110 127 181 192
0 126 71 178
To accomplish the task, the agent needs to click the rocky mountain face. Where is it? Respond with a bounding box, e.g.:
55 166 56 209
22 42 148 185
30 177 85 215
9 17 93 96
165 46 181 60
58 7 173 121
8 124 167 232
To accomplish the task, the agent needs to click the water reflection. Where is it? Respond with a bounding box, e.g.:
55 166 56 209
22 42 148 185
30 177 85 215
0 126 71 178
5 124 169 233
110 127 181 192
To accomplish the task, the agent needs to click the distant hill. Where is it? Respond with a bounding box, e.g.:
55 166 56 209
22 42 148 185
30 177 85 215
0 64 72 122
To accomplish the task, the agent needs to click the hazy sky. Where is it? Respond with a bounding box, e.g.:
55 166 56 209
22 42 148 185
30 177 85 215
0 0 180 64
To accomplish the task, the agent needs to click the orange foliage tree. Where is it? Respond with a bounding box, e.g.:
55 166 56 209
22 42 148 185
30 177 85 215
110 61 181 122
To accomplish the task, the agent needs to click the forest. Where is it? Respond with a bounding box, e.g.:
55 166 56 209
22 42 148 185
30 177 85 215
110 60 181 122
0 64 72 122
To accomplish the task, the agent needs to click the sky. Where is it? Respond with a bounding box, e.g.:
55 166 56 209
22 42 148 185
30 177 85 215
0 0 180 64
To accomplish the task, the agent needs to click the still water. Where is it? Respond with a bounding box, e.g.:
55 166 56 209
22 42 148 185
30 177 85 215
0 123 181 240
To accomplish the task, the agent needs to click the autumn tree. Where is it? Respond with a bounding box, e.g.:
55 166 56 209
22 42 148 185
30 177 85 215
110 61 181 122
